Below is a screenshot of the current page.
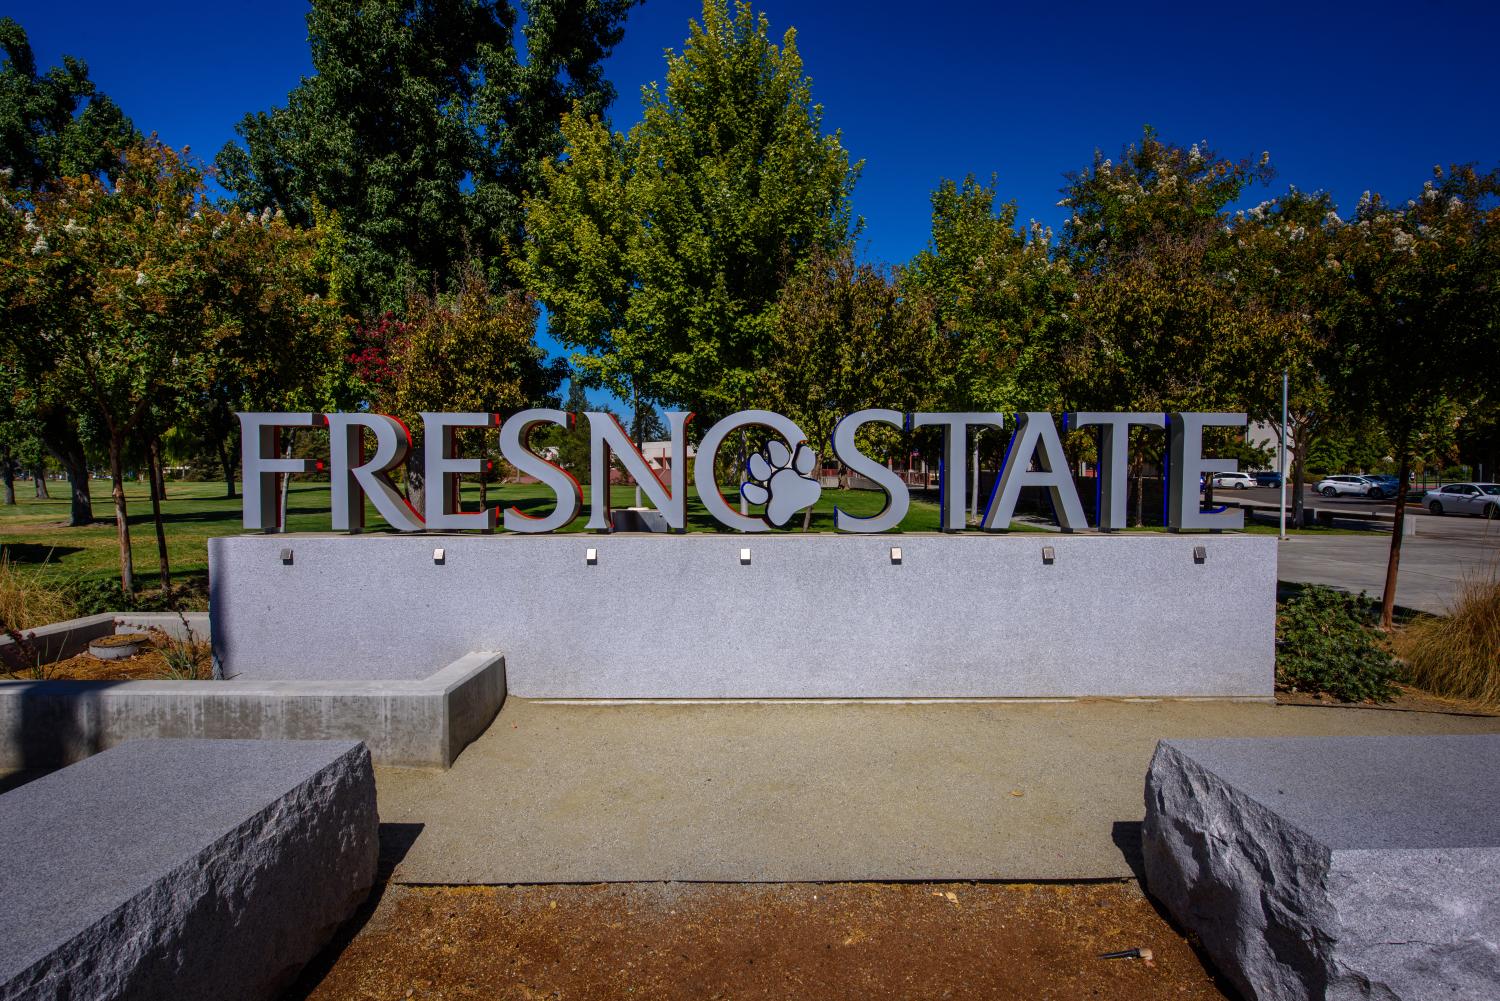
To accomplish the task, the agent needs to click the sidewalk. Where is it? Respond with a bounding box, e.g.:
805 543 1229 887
375 697 1500 884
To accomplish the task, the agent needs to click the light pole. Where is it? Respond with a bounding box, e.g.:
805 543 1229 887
1279 369 1289 541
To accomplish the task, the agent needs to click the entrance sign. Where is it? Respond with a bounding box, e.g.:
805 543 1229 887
238 408 1248 535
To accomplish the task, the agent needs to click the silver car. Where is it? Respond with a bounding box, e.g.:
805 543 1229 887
1426 482 1500 518
1314 475 1372 498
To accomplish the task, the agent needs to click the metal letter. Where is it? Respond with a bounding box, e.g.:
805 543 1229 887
982 412 1088 531
423 412 499 531
693 410 810 533
498 409 582 533
1167 412 1247 531
910 412 1006 531
237 412 326 532
585 411 694 531
831 408 910 533
1069 412 1168 531
325 413 425 532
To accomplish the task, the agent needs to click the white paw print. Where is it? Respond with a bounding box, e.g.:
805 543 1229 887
742 439 821 527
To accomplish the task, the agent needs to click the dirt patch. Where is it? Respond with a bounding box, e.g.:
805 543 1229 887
1278 683 1498 716
293 881 1233 1001
2 627 212 681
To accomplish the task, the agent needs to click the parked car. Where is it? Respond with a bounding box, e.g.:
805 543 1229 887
1426 482 1500 518
1211 471 1255 490
1252 471 1283 488
1364 474 1400 499
1314 475 1373 498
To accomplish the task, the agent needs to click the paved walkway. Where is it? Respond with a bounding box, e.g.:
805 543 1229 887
376 698 1500 884
1276 512 1499 614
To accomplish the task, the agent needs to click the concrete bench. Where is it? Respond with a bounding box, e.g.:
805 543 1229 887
0 738 377 1001
1 613 505 770
1143 736 1500 1001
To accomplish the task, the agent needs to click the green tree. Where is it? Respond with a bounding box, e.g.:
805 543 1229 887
380 260 564 511
1060 129 1274 521
525 0 861 425
901 175 1071 415
1 19 137 524
1226 188 1346 524
4 141 346 595
760 249 939 490
1325 164 1500 627
216 0 638 313
0 18 135 191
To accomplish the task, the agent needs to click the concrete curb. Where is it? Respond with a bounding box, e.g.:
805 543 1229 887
1 613 505 769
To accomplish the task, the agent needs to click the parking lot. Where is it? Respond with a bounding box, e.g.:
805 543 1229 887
1225 485 1500 614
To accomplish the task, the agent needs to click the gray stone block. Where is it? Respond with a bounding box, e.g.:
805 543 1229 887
1143 736 1500 1001
0 649 505 770
210 533 1276 697
0 738 377 1001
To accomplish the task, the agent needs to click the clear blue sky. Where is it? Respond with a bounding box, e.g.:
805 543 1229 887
14 0 1500 394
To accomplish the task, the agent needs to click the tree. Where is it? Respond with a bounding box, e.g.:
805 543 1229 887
0 18 135 191
216 0 638 313
1 19 137 524
525 0 861 425
5 140 347 595
901 175 1071 415
1325 164 1500 627
1226 188 1345 526
760 249 939 488
1060 129 1275 521
379 260 564 512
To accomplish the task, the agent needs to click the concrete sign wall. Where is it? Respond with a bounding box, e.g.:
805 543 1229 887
209 533 1275 699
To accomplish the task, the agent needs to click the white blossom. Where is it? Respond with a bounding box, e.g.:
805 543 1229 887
1055 198 1070 207
0 166 12 181
135 271 148 286
1324 210 1342 226
31 234 49 255
1259 151 1271 167
1448 195 1464 213
23 214 39 234
61 219 85 238
1358 190 1372 210
1188 143 1202 165
1393 230 1414 252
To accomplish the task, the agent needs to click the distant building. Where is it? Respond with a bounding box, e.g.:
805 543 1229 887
1247 421 1293 472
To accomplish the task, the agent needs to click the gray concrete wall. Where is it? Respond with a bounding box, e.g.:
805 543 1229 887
0 650 505 770
210 533 1276 698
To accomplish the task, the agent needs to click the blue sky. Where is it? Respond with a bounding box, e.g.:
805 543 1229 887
15 0 1500 397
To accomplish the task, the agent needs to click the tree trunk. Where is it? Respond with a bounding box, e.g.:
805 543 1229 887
1 450 14 505
31 462 49 499
150 442 167 501
404 439 426 518
148 437 172 598
108 430 135 597
39 416 93 525
220 433 237 498
278 430 297 531
1379 450 1412 630
1290 433 1309 528
1132 462 1144 528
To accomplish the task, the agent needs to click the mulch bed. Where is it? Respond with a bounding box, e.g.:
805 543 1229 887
292 881 1234 1001
2 628 211 681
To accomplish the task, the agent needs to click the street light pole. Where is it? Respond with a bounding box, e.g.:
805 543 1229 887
1279 369 1289 541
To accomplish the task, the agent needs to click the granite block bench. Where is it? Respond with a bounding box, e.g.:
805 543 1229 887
1143 735 1500 1001
0 739 378 1001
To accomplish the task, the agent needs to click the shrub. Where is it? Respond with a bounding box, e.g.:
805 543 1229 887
0 552 78 632
1396 569 1500 707
69 577 176 617
1276 586 1401 703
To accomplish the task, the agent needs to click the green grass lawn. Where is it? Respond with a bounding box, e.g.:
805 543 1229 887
3 474 1350 600
0 477 958 592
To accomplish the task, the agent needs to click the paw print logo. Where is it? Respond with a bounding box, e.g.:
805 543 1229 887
742 439 821 527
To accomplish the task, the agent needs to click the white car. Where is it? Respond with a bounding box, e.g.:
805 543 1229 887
1210 471 1255 489
1314 475 1373 498
1427 482 1500 518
